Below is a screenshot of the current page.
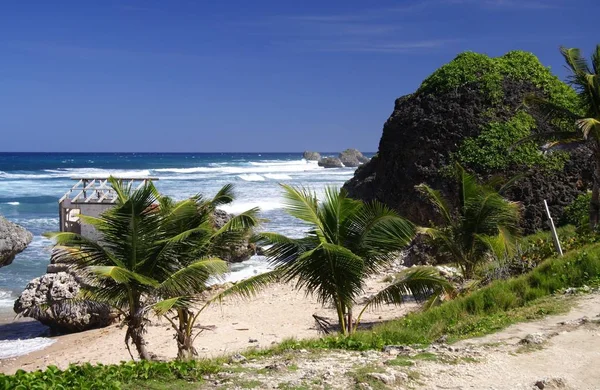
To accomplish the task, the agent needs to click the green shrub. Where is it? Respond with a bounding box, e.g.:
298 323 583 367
456 111 568 172
563 191 591 228
0 359 221 390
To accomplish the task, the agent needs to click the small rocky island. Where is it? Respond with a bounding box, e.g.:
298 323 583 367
305 149 370 168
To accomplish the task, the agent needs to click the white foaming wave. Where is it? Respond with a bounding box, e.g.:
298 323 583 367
223 256 274 283
3 202 19 206
237 174 265 182
46 168 151 178
264 174 292 180
0 338 56 359
153 160 325 176
0 168 151 180
219 200 283 214
0 289 14 309
248 159 315 167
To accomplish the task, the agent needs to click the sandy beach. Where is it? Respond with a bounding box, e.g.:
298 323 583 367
0 275 416 374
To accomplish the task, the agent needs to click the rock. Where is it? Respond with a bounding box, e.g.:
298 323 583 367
0 216 33 268
230 353 247 363
13 272 115 332
303 151 321 161
338 149 369 167
534 377 568 389
343 51 592 234
318 157 344 168
248 338 258 343
520 333 546 345
368 373 397 385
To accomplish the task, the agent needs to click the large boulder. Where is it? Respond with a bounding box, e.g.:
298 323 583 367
303 151 321 161
318 157 344 168
14 272 115 333
0 216 33 268
343 51 591 234
338 149 369 167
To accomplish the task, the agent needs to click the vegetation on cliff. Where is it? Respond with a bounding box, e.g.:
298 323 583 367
343 49 591 233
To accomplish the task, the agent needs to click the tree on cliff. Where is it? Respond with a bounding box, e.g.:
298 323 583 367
46 180 259 360
258 185 451 335
417 165 521 279
524 45 600 227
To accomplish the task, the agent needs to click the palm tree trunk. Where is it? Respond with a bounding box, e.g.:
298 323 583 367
590 152 600 228
128 313 151 360
346 307 353 335
176 309 197 360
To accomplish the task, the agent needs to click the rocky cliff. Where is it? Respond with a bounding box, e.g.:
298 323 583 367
0 216 33 268
343 51 590 233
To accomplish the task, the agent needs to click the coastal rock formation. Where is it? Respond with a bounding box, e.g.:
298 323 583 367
318 157 344 168
14 272 115 332
338 149 369 167
0 216 33 268
303 151 321 161
213 209 256 263
343 51 591 233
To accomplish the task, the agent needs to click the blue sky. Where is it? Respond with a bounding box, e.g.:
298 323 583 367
0 0 597 152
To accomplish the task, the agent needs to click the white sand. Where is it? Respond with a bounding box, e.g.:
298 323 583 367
0 276 416 374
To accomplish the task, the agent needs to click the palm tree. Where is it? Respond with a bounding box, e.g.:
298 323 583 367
523 45 600 226
148 188 261 360
258 185 452 336
47 179 259 360
417 165 521 279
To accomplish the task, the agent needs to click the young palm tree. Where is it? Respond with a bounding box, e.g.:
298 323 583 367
417 165 521 279
258 185 452 336
47 179 259 360
523 45 600 226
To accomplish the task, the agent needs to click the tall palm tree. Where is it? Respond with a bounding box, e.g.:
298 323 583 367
47 179 259 360
258 185 452 336
417 165 521 279
523 45 600 226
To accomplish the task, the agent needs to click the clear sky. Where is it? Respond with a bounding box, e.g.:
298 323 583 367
0 0 597 153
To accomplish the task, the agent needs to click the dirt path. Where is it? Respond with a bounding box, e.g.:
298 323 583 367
192 293 600 389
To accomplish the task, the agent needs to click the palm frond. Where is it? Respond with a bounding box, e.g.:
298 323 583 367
158 258 228 296
415 184 452 224
523 95 581 123
88 266 159 287
560 46 591 76
210 184 236 208
576 117 600 139
213 207 260 236
280 184 323 230
152 296 198 317
354 267 453 331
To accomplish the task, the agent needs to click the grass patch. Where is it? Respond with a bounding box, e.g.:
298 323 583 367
386 357 415 367
123 379 199 390
348 364 389 390
237 379 264 389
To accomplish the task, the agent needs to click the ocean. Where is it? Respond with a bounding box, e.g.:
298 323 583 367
0 152 363 357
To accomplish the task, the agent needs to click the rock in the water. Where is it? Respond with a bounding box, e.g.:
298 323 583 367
318 157 344 168
0 216 33 268
338 149 369 167
303 151 321 161
343 51 591 234
14 272 115 332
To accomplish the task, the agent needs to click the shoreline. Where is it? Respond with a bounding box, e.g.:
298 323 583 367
0 276 415 374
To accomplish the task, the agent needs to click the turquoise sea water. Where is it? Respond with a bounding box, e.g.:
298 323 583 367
0 152 364 309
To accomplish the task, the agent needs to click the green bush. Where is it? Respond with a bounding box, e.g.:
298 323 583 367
456 111 568 172
563 191 591 228
0 359 221 390
418 51 579 110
